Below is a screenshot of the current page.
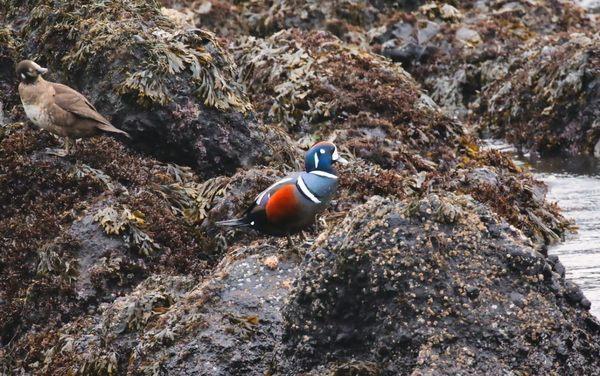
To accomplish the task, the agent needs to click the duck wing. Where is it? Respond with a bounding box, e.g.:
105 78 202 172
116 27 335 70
52 83 130 137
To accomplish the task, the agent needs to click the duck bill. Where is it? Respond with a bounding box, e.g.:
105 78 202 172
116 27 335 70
32 61 48 74
335 156 349 165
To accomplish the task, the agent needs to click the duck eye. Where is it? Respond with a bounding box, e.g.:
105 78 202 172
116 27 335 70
320 149 325 154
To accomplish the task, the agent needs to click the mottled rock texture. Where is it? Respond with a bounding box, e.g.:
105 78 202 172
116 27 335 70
282 194 600 375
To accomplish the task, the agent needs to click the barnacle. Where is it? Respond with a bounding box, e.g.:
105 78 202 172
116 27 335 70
36 242 78 283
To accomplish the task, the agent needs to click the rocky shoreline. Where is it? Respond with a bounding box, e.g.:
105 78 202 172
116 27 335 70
1 0 599 375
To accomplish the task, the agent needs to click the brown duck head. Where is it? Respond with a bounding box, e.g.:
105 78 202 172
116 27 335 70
16 60 48 84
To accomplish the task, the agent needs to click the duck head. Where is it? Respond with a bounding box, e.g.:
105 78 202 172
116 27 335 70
304 141 348 174
16 60 48 84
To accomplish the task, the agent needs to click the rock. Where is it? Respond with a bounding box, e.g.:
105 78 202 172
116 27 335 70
564 281 586 306
2 0 295 176
581 298 592 310
1 1 599 374
26 244 300 375
0 125 223 347
509 292 526 307
455 27 482 45
280 194 600 374
482 34 600 156
548 255 567 278
263 255 280 270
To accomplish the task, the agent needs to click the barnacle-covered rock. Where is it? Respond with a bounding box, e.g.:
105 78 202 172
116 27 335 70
3 0 295 175
2 1 600 374
280 194 600 374
8 243 300 375
481 33 600 156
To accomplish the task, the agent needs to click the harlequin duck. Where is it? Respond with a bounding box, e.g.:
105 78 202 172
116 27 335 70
16 59 130 156
217 141 348 244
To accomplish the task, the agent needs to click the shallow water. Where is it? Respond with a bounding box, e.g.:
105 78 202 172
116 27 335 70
486 140 600 317
578 0 600 10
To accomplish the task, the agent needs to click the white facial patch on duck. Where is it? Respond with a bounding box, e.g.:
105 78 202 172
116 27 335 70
297 176 321 204
314 152 320 169
332 146 340 161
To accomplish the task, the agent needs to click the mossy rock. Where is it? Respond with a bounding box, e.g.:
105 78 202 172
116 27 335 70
4 0 295 175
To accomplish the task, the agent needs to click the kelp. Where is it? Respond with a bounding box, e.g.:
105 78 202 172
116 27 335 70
94 205 161 257
1 0 294 175
232 29 463 171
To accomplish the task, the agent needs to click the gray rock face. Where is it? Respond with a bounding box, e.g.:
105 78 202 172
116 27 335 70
280 194 600 375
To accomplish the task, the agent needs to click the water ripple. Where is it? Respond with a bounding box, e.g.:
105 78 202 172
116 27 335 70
486 140 600 317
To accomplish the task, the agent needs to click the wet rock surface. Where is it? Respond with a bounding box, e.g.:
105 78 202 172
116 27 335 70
1 0 599 375
281 195 600 375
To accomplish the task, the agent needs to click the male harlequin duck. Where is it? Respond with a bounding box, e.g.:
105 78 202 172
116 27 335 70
16 59 129 156
217 141 348 244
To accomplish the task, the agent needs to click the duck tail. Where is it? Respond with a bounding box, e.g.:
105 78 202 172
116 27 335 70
98 123 132 139
215 218 249 227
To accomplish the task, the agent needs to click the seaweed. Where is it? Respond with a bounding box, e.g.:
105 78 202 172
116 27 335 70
94 205 161 257
482 34 600 156
14 0 250 111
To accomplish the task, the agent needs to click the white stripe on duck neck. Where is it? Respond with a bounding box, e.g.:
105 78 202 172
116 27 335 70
309 170 338 179
297 176 321 203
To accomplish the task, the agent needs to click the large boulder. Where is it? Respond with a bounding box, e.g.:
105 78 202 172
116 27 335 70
281 194 600 374
5 242 300 375
1 0 295 175
0 124 227 350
